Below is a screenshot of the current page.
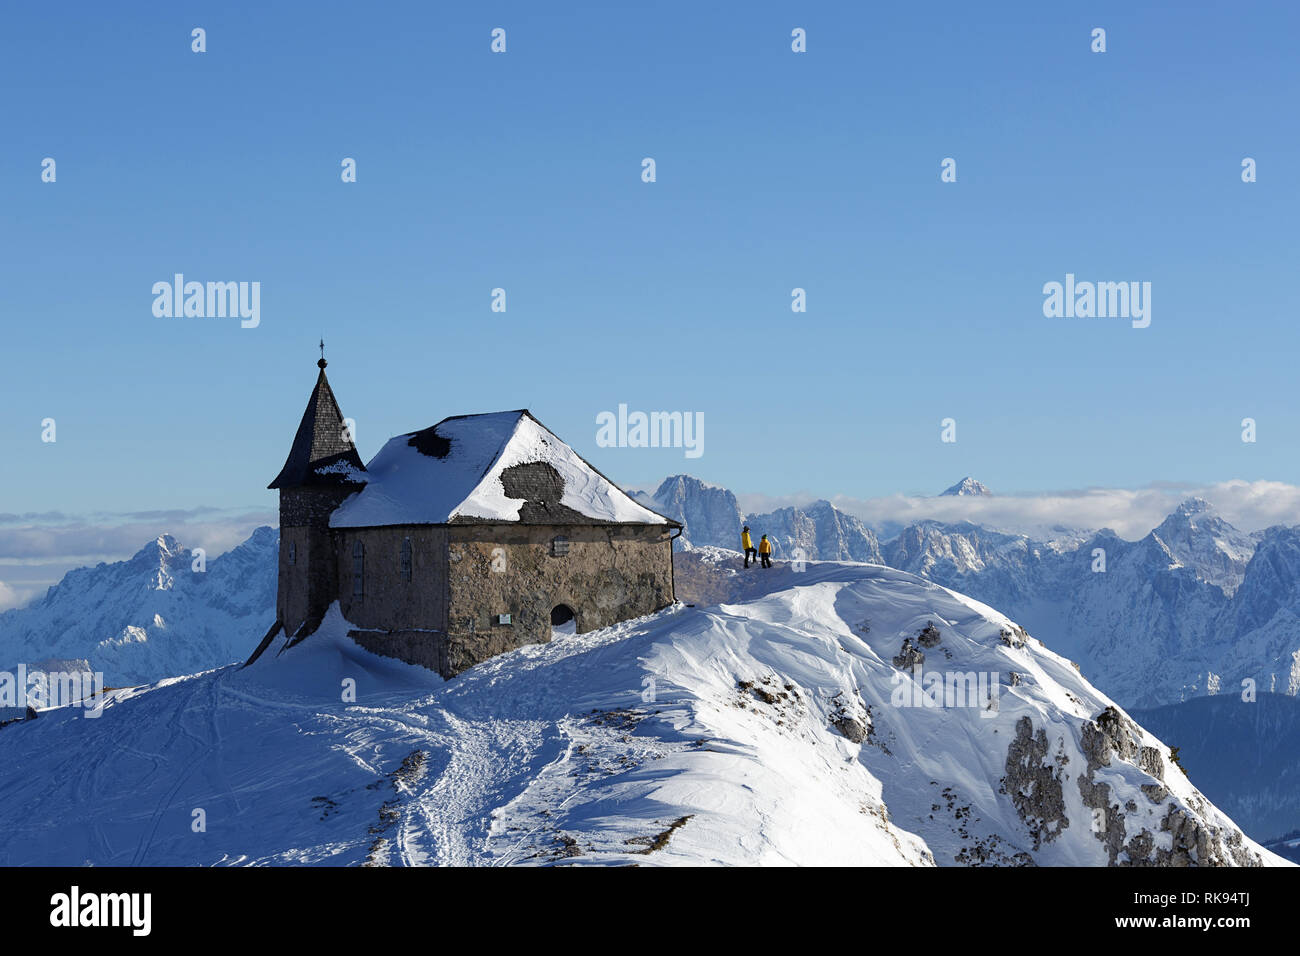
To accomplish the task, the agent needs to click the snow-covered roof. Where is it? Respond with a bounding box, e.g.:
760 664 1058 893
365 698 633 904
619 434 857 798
330 410 674 528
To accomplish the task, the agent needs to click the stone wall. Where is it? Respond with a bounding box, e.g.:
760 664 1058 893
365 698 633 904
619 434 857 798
334 526 450 636
277 524 310 633
278 487 356 636
318 521 674 678
442 524 675 676
280 487 353 529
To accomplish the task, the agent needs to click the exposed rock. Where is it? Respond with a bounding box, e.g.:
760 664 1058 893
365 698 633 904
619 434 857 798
829 690 871 744
1075 705 1265 866
892 638 925 670
1138 745 1164 780
998 627 1027 650
917 622 942 648
1002 717 1069 850
1081 705 1140 774
833 716 869 744
1141 783 1169 804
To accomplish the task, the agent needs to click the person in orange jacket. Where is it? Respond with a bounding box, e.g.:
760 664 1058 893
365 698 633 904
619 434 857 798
741 526 756 568
759 534 773 569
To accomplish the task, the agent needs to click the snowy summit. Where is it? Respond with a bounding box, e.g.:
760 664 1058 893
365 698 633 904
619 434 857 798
940 477 991 497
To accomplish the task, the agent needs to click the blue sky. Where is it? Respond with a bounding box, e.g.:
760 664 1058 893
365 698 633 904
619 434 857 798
2 1 1298 538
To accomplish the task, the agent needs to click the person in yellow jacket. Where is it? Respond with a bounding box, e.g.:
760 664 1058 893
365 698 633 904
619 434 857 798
758 534 773 569
741 526 756 568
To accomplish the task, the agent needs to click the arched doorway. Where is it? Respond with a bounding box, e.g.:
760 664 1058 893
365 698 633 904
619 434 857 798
550 603 576 636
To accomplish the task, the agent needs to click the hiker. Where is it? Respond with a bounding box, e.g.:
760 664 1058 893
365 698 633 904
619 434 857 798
742 526 757 568
759 534 773 569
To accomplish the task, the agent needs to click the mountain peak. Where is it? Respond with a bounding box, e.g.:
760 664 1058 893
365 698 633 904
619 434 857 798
1173 497 1214 517
940 477 991 497
654 474 726 495
1149 498 1254 595
132 534 184 561
245 525 278 545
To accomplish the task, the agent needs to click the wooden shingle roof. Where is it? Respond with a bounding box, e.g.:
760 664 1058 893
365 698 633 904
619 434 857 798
267 362 366 490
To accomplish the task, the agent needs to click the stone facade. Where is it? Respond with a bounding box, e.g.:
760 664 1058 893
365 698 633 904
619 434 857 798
443 524 674 673
277 487 356 637
334 526 451 632
333 522 675 677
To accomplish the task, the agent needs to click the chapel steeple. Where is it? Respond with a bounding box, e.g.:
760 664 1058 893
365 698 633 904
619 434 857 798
268 347 365 489
268 349 367 641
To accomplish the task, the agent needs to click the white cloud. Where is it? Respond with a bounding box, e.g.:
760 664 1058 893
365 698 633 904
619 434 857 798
0 579 45 612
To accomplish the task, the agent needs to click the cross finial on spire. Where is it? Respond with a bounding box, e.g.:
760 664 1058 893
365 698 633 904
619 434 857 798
318 339 327 370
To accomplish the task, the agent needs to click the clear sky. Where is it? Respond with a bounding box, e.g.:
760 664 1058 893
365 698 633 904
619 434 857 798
3 1 1298 527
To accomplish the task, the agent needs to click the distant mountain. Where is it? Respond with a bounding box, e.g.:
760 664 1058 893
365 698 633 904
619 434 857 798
884 520 1038 584
1150 497 1256 594
744 500 883 564
632 475 1300 711
631 475 743 551
872 510 1300 709
635 476 883 562
940 477 991 497
0 528 278 686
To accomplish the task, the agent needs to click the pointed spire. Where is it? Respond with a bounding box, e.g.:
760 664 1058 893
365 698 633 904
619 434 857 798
268 353 366 489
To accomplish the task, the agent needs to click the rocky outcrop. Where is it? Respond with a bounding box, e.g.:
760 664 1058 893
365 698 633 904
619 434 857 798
828 690 870 743
1002 717 1070 850
891 638 925 670
1075 706 1264 867
917 622 942 648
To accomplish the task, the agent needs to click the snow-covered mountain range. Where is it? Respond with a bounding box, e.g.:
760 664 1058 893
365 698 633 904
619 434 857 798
636 476 1300 711
0 555 1281 867
0 528 278 687
633 477 884 563
6 476 1298 713
4 475 1298 850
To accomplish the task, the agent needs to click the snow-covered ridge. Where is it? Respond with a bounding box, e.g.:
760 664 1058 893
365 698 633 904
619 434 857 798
0 557 1281 867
